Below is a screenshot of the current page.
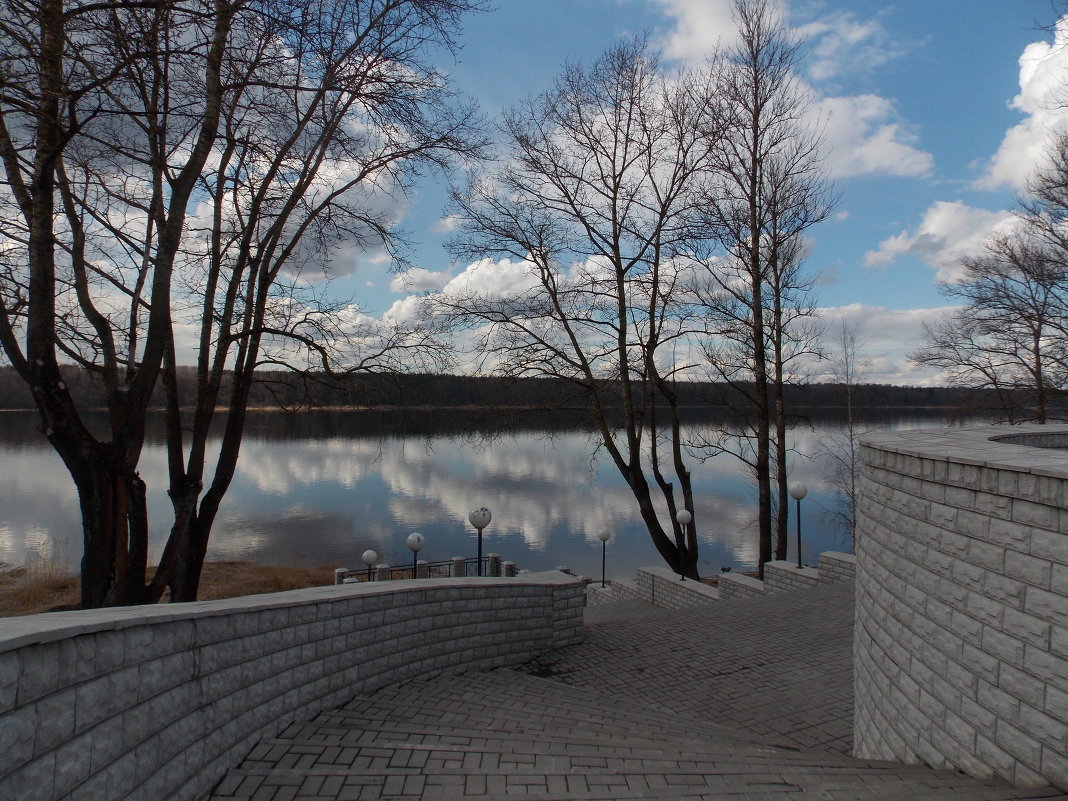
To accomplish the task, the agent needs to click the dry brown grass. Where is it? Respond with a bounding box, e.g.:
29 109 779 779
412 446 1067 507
0 560 337 617
0 559 80 616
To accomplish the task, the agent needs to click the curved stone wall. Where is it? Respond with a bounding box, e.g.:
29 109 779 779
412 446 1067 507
0 572 584 801
855 426 1068 789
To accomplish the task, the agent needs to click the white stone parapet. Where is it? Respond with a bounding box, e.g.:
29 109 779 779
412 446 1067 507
0 571 584 801
636 566 721 609
764 561 820 592
854 425 1068 789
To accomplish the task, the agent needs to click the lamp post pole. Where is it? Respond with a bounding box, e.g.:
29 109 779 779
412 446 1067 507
789 482 808 569
675 509 692 580
596 529 612 588
468 507 492 576
406 533 425 578
361 549 377 582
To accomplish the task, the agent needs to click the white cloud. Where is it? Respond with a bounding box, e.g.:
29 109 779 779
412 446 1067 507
974 15 1068 191
863 201 1016 281
816 94 933 178
650 0 736 64
440 257 540 298
813 303 958 386
650 1 932 180
389 267 450 293
432 214 462 233
796 11 901 83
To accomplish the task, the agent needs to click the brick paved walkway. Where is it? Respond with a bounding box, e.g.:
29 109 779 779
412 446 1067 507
211 582 1068 800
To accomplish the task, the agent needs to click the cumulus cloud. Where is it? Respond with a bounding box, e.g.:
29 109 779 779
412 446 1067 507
816 94 933 178
649 1 932 181
813 303 958 385
389 267 451 293
974 15 1068 191
650 0 735 63
863 201 1016 281
439 257 541 298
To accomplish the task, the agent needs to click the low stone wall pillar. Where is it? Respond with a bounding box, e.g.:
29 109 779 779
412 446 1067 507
487 554 501 577
764 561 820 592
450 557 466 577
375 564 391 581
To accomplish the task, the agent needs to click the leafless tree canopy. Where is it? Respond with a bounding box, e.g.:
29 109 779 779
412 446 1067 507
0 0 486 606
441 38 722 577
911 133 1068 423
688 0 834 573
441 0 834 579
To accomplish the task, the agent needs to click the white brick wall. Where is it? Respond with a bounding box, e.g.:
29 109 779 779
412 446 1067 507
717 571 766 600
764 561 820 591
855 426 1068 789
0 572 584 801
635 566 720 609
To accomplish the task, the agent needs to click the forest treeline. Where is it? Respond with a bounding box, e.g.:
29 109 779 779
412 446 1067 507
0 365 1028 417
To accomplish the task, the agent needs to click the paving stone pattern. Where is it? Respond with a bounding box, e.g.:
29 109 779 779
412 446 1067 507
211 582 1068 800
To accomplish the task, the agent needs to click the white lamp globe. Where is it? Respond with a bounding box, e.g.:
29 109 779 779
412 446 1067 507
469 507 492 529
361 549 377 567
789 481 808 500
406 532 425 552
675 509 692 526
596 529 611 543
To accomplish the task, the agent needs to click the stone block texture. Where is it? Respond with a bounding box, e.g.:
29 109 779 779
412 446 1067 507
855 425 1068 790
717 571 767 600
635 566 720 609
765 561 820 592
0 571 583 801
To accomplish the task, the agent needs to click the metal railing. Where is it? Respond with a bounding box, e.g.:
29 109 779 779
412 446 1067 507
335 555 519 584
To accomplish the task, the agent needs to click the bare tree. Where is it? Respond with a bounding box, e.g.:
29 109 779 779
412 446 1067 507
911 229 1068 423
0 0 485 606
690 0 833 576
815 313 870 547
440 39 721 578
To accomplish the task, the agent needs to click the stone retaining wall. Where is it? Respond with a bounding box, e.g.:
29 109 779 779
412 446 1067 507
717 571 767 600
855 426 1068 789
764 561 820 592
0 572 584 801
636 566 721 609
818 552 857 584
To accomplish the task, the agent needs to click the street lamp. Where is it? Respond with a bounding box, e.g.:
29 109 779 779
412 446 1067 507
406 532 425 578
789 481 808 568
469 507 492 576
596 529 612 588
675 509 692 581
361 549 377 582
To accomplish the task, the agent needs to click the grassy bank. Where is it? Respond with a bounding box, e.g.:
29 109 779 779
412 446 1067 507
0 560 337 618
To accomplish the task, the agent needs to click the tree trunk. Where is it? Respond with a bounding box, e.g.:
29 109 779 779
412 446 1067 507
72 453 151 607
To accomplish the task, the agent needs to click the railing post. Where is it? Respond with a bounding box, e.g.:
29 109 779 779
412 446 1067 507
334 568 348 585
487 554 501 577
502 561 516 577
451 556 466 577
416 559 429 579
375 564 391 582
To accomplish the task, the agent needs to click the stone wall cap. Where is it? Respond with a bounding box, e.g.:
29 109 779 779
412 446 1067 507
860 424 1068 477
637 566 721 599
0 570 582 654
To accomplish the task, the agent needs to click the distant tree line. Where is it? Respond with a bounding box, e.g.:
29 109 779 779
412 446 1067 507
0 364 1022 417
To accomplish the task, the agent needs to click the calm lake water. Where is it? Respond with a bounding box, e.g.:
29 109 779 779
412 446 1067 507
0 408 981 581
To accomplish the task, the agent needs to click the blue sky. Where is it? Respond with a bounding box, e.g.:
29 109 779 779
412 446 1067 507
331 0 1068 385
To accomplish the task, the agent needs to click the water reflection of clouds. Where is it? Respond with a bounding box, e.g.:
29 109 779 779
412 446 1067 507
0 412 866 577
